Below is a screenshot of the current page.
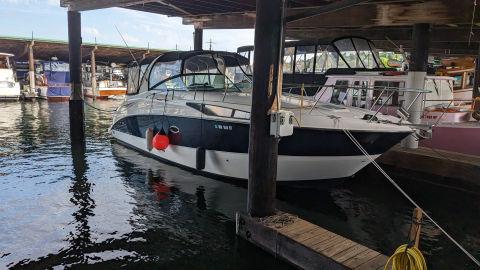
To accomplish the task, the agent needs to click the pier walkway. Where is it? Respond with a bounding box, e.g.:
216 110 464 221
236 212 388 270
378 146 480 186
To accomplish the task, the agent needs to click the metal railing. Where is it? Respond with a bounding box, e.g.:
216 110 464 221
282 83 430 123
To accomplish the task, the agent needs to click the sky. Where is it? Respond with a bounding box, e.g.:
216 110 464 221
0 0 255 52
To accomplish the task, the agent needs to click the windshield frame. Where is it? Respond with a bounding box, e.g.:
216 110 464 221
148 52 252 93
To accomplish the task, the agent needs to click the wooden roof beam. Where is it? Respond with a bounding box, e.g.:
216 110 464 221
61 0 158 11
286 0 370 23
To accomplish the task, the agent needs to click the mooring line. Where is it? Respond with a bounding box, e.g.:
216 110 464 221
342 129 480 267
83 99 119 113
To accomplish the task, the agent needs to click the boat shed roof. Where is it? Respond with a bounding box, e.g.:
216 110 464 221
0 35 168 64
59 0 480 56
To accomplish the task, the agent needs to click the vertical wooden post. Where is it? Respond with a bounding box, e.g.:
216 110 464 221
194 27 203 51
28 41 35 94
90 46 97 100
473 43 480 99
402 23 430 149
68 10 85 148
408 207 423 248
247 0 286 218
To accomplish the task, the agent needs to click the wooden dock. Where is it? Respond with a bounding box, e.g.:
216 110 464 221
236 212 388 270
378 146 480 186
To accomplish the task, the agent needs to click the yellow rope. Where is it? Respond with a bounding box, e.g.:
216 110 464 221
384 244 427 270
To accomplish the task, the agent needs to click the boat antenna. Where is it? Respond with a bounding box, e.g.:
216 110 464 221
114 24 144 93
207 38 215 50
115 24 139 66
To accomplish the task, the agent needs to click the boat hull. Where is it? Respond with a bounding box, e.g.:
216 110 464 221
0 84 21 101
112 130 382 181
111 114 409 181
84 87 127 99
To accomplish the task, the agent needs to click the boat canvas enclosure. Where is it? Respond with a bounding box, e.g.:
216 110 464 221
127 51 251 96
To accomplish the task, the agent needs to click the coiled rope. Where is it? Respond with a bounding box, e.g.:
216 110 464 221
342 129 480 268
384 245 427 270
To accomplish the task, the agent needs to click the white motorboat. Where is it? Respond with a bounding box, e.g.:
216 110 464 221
0 53 21 100
110 51 413 181
83 63 127 99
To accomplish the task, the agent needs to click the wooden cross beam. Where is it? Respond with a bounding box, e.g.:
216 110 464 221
61 0 161 11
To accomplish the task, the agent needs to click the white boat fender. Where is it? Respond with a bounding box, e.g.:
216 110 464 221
196 147 206 170
146 128 153 151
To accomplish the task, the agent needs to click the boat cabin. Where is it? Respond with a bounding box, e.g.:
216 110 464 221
239 37 454 110
0 53 21 100
316 73 454 110
238 37 393 94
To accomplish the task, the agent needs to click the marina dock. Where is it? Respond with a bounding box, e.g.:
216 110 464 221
379 146 480 186
236 212 388 270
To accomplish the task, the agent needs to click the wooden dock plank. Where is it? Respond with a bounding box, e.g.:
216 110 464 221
236 212 388 270
301 230 337 247
355 254 389 270
295 227 328 243
322 239 358 258
313 235 348 252
277 219 311 233
284 223 319 238
333 244 370 263
344 250 383 269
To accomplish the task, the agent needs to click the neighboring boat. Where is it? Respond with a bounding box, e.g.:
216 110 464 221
83 63 127 99
37 60 71 101
110 50 414 181
436 57 475 100
0 53 21 100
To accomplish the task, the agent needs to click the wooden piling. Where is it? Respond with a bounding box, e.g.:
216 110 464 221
402 23 430 149
247 0 286 218
28 40 35 94
473 44 480 99
90 46 97 100
67 10 85 148
194 27 203 51
408 207 423 249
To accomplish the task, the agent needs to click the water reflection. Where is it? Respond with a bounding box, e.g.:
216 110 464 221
68 143 94 256
0 100 479 269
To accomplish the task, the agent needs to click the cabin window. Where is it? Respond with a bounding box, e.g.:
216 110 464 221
373 81 404 106
333 39 357 68
352 38 374 68
295 46 315 74
466 72 474 88
225 64 251 91
351 81 369 107
331 80 349 104
315 47 338 73
149 60 181 90
187 102 250 120
283 47 295 74
183 54 226 90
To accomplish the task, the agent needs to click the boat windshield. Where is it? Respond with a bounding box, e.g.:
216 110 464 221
149 53 252 92
332 37 384 69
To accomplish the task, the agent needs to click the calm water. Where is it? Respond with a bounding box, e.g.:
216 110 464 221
0 100 479 269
